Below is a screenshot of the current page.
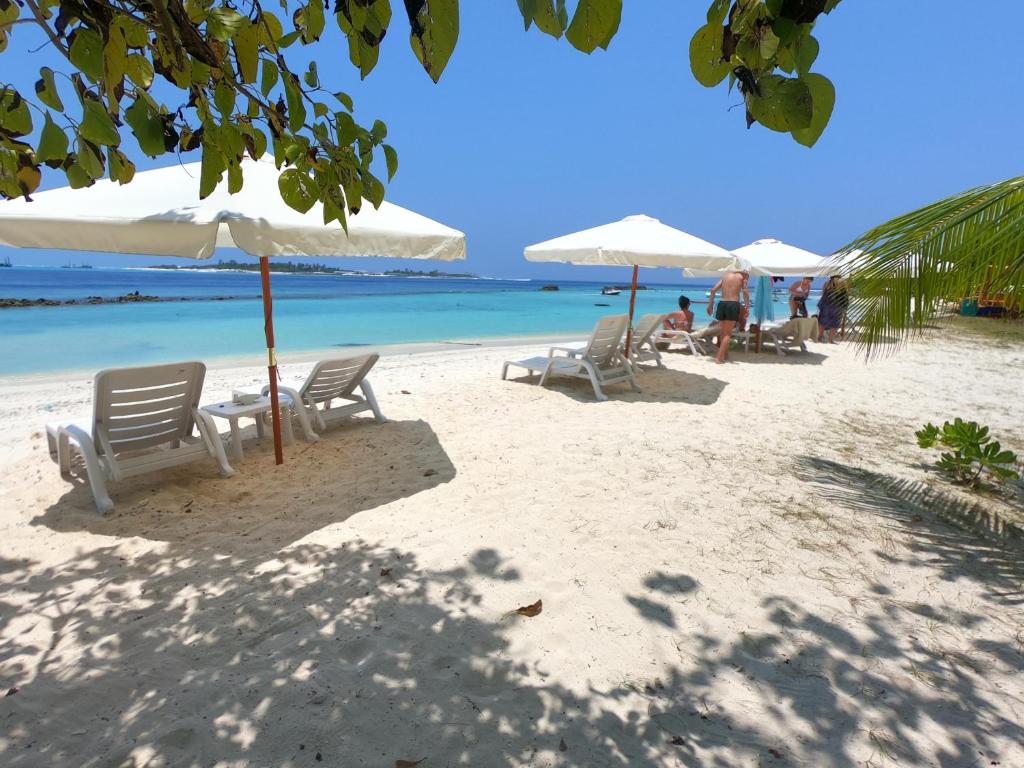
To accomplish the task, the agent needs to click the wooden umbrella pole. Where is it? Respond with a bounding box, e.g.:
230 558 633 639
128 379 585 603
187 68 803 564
259 256 285 465
624 264 639 358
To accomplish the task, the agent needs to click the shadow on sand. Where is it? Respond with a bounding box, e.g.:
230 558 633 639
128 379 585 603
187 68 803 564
793 455 1024 605
504 367 727 405
32 418 455 553
1 442 1022 765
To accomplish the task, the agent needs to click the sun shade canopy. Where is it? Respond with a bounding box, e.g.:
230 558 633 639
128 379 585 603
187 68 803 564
524 214 741 271
0 156 466 262
733 238 837 277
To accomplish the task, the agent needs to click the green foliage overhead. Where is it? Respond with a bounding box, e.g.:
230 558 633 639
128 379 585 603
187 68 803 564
0 0 844 213
836 177 1024 357
688 0 842 146
916 419 1020 489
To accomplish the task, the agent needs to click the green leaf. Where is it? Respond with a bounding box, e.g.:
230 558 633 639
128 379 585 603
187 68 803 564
706 0 730 25
261 60 280 97
214 83 236 116
296 0 326 43
207 7 245 41
80 100 121 146
0 88 31 137
383 144 398 181
36 113 69 163
362 171 384 208
258 11 284 47
526 0 565 38
370 119 387 142
227 159 243 193
795 34 819 76
124 98 167 157
566 0 621 53
791 73 834 147
108 148 136 184
66 161 93 189
689 23 730 87
233 22 260 84
35 68 64 111
283 74 306 132
748 74 812 132
200 145 226 198
278 167 318 213
333 91 354 112
304 61 319 88
405 0 459 83
69 28 104 82
77 140 104 178
759 28 780 59
125 54 154 89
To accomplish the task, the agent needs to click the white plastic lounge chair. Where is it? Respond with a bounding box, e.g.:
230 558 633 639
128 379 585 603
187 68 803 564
46 361 234 514
654 327 706 356
501 315 640 401
266 354 385 435
629 313 669 369
761 317 819 356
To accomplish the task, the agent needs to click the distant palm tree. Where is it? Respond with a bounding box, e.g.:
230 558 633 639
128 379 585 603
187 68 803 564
836 177 1024 357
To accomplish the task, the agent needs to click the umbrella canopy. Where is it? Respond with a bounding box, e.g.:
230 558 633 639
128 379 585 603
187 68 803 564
0 156 466 465
0 156 465 261
733 238 838 277
524 214 741 352
524 214 739 271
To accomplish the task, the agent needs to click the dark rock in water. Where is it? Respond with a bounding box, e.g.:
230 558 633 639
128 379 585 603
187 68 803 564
540 284 560 291
594 303 611 307
609 284 651 290
0 292 240 309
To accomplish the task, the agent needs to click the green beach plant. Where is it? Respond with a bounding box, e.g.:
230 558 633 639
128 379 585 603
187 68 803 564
0 1 844 211
915 418 1020 488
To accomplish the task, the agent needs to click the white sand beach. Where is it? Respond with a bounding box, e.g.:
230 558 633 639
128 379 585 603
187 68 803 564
0 329 1022 767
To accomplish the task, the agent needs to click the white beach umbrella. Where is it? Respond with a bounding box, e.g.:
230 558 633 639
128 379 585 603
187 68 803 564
0 155 466 464
524 214 741 349
733 238 838 277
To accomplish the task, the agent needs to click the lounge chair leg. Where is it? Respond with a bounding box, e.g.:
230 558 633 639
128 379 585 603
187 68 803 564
500 362 509 380
280 386 319 442
62 425 114 514
57 430 72 477
361 380 387 423
195 409 236 477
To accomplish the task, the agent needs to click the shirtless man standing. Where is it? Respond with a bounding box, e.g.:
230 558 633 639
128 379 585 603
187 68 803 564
706 270 751 364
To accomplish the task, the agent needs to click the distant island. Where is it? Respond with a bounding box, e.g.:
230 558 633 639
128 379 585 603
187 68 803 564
149 259 478 279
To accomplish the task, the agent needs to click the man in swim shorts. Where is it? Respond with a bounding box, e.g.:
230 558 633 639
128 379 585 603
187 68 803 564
706 269 751 364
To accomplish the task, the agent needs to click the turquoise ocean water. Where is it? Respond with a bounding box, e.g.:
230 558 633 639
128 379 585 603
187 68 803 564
0 267 817 375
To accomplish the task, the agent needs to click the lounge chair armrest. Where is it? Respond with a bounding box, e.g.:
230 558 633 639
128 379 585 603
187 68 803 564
548 345 584 358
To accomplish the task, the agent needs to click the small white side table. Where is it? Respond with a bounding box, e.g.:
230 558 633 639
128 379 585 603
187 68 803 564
201 395 294 461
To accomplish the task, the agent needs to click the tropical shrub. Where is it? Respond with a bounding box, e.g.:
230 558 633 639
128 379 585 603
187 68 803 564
915 419 1020 488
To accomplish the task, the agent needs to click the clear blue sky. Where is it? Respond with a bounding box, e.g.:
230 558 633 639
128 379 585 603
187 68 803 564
2 1 1022 279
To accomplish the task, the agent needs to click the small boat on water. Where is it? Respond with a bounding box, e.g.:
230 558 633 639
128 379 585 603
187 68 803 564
0 256 11 268
601 287 621 296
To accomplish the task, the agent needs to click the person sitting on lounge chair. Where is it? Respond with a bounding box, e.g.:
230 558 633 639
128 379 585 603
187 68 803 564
663 295 694 332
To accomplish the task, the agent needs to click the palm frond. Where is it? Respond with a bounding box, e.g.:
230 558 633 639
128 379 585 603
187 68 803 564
833 176 1024 357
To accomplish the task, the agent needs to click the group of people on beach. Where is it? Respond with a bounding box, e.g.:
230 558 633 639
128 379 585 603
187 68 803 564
662 270 851 363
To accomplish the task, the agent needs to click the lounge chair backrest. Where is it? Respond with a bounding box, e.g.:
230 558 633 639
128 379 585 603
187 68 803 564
93 361 206 457
632 313 665 347
300 354 380 405
584 315 628 368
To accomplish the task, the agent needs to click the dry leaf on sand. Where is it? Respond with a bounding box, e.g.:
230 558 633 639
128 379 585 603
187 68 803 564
395 760 425 768
503 599 543 620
